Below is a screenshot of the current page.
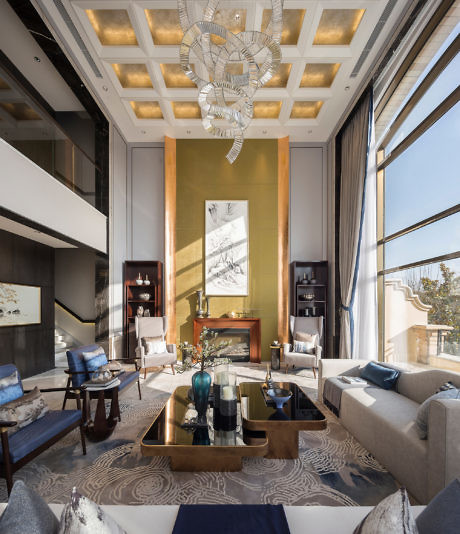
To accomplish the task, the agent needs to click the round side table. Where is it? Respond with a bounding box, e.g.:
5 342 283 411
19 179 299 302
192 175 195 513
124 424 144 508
270 344 281 370
83 379 121 441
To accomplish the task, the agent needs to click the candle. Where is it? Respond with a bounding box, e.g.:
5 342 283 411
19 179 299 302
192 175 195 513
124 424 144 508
222 385 235 401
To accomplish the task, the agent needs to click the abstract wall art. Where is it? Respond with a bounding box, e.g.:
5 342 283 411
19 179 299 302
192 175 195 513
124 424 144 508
0 282 41 326
205 200 248 296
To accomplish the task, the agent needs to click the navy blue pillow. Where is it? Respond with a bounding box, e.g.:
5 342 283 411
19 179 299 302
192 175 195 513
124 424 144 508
360 361 400 390
416 478 460 534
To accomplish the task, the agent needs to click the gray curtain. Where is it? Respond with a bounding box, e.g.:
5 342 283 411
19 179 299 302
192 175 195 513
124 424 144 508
339 92 372 359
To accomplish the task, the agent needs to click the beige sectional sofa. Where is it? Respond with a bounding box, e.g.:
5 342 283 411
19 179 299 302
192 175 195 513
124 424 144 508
319 359 460 504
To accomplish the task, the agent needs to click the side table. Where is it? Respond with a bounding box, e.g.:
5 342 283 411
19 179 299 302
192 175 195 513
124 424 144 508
270 344 281 370
83 379 120 441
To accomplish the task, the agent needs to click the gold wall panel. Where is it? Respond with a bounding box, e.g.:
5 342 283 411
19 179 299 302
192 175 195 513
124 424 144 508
278 137 289 345
253 101 282 119
145 9 183 45
290 101 323 119
172 102 201 119
0 102 40 120
130 101 163 119
86 10 138 46
112 64 153 88
165 137 177 344
265 63 292 88
161 64 196 88
176 139 278 360
313 9 365 45
300 63 340 88
261 9 305 45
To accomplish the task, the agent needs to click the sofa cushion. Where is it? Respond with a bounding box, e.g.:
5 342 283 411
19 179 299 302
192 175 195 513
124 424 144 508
353 488 417 534
293 340 315 355
360 362 400 390
0 368 22 406
340 387 428 503
0 410 81 464
67 345 101 388
416 478 460 534
397 368 460 404
146 340 167 355
58 487 126 534
83 351 108 377
0 386 48 434
415 388 460 439
0 480 59 534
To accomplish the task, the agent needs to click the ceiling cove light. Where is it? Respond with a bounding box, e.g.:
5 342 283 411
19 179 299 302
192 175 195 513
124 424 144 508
178 0 283 163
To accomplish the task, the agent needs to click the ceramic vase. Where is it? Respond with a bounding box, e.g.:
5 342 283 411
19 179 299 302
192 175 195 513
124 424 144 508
196 290 205 317
192 370 211 425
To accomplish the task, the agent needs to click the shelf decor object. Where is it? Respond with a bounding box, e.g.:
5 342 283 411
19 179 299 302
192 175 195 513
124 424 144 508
177 0 283 163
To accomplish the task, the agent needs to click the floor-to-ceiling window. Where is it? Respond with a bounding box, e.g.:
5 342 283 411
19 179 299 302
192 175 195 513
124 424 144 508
376 16 459 371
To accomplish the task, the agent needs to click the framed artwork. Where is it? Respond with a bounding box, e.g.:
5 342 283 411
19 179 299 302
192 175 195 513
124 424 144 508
0 282 41 326
205 200 249 296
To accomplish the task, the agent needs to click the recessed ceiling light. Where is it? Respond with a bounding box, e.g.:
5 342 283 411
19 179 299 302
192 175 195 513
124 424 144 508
141 130 146 134
33 56 41 62
262 130 268 134
186 130 191 134
344 86 350 91
102 85 109 92
308 129 313 134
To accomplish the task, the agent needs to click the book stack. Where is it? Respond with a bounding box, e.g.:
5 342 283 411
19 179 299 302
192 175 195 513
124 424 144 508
82 377 120 391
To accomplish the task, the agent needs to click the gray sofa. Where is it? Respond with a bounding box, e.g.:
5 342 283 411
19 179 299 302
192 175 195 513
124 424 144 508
319 359 460 504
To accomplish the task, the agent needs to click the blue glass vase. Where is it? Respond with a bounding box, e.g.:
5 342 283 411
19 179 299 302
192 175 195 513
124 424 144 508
192 370 211 426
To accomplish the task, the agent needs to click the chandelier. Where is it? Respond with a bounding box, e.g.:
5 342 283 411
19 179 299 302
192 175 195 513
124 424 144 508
178 0 283 163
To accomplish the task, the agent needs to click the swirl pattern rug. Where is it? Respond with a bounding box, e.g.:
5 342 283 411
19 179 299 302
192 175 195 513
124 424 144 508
5 366 399 505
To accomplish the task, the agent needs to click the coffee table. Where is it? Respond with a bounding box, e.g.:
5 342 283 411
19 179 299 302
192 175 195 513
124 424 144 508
239 382 327 459
140 386 268 471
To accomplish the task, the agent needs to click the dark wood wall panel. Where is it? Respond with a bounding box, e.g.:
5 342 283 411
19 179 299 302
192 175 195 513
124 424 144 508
0 229 54 378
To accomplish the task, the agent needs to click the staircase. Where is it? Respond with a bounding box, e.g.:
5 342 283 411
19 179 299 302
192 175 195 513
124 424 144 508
54 327 77 367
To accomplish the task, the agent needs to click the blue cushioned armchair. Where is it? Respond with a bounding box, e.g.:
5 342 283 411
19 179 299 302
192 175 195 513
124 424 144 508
0 364 86 495
62 345 141 414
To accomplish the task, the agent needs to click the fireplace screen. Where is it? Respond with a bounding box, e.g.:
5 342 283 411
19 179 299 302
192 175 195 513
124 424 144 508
210 328 250 362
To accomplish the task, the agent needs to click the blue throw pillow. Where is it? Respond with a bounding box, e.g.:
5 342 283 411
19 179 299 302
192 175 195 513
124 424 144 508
83 353 108 375
416 478 460 534
0 383 23 406
360 362 400 390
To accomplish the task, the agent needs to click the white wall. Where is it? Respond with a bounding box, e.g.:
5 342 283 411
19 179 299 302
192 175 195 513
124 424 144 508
109 129 164 335
290 146 327 261
0 139 107 252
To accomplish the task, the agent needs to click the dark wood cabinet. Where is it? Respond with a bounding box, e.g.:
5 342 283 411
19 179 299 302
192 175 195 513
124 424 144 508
123 261 163 358
290 261 328 352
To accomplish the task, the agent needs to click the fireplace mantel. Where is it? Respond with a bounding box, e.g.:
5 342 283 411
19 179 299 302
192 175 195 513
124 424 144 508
193 318 261 363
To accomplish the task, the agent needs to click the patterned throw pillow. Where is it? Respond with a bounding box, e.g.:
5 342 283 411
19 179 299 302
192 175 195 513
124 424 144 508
82 348 108 377
146 341 167 355
0 370 23 405
0 480 59 534
293 339 315 355
295 332 318 345
0 387 48 434
58 487 127 534
353 488 418 534
415 387 460 439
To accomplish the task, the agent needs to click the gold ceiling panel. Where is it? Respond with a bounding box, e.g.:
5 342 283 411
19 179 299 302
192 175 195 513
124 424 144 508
0 102 41 120
0 77 10 90
112 64 153 88
313 9 365 45
253 101 282 119
211 10 246 44
290 101 323 119
265 63 292 88
261 9 306 45
161 64 196 88
86 10 138 46
172 101 201 119
145 9 183 45
300 63 340 88
130 101 163 119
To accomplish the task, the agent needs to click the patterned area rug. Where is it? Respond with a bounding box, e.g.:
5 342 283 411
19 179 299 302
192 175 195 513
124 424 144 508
4 366 399 505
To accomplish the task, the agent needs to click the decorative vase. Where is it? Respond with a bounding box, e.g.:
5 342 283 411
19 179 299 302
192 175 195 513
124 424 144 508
205 296 211 317
191 370 211 425
136 273 143 285
196 290 205 317
144 275 150 286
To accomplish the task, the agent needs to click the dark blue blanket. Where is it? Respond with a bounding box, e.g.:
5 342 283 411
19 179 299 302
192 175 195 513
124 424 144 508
172 504 291 534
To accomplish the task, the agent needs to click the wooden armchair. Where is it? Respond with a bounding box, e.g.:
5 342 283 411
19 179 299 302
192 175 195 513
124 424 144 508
0 364 86 495
62 345 141 414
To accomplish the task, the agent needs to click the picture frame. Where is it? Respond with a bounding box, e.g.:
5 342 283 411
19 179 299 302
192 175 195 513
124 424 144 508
0 282 41 327
205 200 249 296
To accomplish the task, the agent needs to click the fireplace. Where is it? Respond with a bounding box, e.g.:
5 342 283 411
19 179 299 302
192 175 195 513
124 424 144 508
193 318 261 363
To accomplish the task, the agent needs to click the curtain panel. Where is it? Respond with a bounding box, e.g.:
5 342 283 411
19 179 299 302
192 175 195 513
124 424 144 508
338 91 372 358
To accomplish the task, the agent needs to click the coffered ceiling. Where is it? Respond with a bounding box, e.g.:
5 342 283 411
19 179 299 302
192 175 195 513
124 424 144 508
36 0 407 142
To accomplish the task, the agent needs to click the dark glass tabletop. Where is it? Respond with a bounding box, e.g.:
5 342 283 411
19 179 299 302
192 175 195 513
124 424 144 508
239 381 326 423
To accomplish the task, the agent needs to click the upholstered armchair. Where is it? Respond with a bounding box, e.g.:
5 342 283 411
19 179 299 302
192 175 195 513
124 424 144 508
283 316 323 377
135 316 177 378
